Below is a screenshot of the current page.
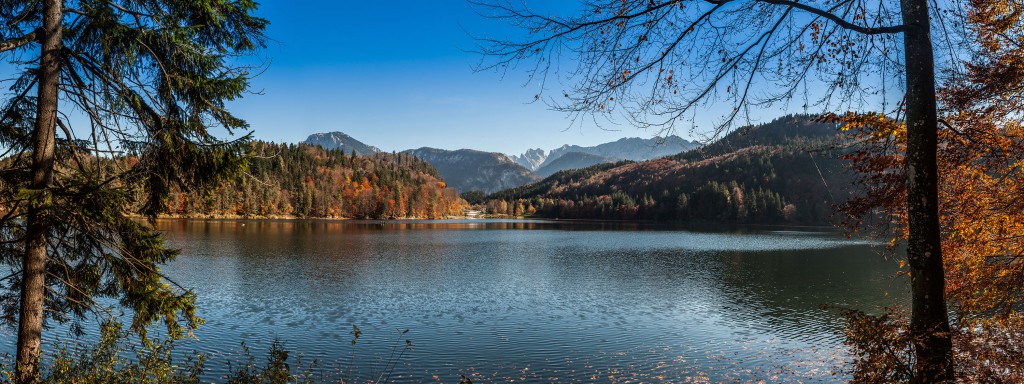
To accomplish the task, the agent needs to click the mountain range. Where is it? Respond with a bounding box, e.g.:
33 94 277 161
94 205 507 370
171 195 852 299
512 135 699 173
257 114 843 224
302 132 699 194
484 115 848 224
403 148 539 194
534 152 618 178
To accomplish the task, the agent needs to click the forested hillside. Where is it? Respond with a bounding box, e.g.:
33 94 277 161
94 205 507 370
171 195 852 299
483 115 850 224
161 142 467 219
302 131 382 156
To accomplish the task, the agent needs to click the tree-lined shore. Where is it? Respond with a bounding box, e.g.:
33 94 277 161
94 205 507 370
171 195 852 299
158 142 467 220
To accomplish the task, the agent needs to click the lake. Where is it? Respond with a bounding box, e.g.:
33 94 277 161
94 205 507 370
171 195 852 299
7 219 908 382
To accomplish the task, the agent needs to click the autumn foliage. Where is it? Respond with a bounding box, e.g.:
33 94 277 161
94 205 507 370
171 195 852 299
833 1 1024 380
830 111 1024 381
159 142 467 219
485 115 843 224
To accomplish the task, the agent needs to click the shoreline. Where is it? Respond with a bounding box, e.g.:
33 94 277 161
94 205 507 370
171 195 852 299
140 214 841 232
137 213 473 221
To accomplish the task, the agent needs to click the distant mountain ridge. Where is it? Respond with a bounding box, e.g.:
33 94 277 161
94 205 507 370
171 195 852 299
485 115 848 224
300 131 540 194
404 148 540 194
535 152 618 178
299 130 700 195
302 132 382 156
511 135 699 175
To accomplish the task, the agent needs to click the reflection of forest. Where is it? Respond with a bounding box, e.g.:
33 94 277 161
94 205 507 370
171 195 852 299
146 220 900 381
714 245 907 332
535 241 906 337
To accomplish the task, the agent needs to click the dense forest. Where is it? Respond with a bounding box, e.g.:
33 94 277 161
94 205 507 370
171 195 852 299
160 142 468 219
482 115 850 224
157 116 844 224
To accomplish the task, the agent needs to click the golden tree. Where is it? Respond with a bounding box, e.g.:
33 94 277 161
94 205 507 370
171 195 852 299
477 0 956 379
835 2 1024 380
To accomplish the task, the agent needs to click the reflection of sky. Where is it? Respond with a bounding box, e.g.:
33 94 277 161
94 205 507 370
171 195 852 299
0 220 903 381
156 220 902 381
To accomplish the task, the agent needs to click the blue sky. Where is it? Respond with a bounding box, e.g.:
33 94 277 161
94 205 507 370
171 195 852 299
228 0 681 155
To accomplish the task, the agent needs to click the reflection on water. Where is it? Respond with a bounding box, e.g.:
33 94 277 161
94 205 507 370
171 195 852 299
6 219 908 382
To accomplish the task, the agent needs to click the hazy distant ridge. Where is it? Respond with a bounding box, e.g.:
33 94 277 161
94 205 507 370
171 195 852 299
511 135 699 175
535 152 618 178
300 130 700 195
405 148 540 194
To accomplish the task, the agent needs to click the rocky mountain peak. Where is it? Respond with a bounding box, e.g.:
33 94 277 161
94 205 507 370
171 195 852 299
510 148 548 171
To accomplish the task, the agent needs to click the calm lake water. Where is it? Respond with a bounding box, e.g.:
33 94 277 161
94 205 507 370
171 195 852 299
7 219 909 382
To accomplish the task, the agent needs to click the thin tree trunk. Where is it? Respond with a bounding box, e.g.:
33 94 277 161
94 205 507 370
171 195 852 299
899 0 953 382
16 0 61 382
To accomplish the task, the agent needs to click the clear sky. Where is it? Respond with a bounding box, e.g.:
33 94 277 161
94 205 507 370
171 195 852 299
227 0 688 155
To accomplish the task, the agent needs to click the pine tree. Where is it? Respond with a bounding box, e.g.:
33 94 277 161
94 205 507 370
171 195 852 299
0 1 267 381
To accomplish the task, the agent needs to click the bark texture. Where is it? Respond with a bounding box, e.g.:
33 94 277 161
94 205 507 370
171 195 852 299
900 0 954 382
15 0 62 382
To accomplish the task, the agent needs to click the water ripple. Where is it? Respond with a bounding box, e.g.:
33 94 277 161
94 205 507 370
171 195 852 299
0 219 905 382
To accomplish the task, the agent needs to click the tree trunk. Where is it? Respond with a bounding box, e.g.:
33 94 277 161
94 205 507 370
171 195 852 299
899 0 954 382
16 0 62 382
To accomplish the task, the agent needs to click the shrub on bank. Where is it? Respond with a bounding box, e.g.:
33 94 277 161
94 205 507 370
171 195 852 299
3 322 317 384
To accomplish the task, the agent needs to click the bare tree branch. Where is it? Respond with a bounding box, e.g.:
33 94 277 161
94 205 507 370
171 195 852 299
0 28 41 53
749 0 904 34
